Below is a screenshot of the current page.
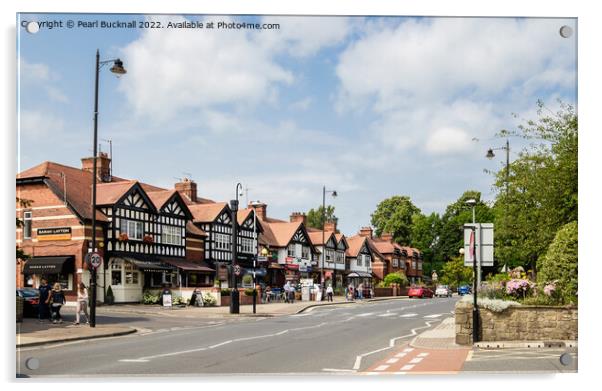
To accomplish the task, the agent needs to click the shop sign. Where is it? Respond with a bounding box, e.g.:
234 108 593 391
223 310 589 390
285 263 299 270
37 227 71 241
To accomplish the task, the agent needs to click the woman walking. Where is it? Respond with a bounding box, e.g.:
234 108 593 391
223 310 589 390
47 283 66 324
74 282 89 325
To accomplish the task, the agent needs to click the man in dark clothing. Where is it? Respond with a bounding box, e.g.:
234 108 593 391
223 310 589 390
38 278 51 322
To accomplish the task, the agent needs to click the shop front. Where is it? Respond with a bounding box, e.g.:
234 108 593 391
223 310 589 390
266 262 285 287
105 257 177 303
22 256 76 291
162 258 215 288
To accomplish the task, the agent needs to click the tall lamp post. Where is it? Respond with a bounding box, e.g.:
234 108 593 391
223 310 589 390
249 200 263 314
230 183 243 314
487 139 510 272
89 50 126 328
465 198 479 286
321 186 337 300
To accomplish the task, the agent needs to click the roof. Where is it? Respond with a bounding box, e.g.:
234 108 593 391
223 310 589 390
259 220 305 248
346 235 367 257
188 202 229 223
237 208 253 225
307 230 336 247
16 161 112 222
146 189 178 210
370 239 398 255
96 180 138 205
186 221 207 237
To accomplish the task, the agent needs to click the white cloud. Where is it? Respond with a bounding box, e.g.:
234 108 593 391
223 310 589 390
19 110 65 140
335 17 577 154
425 127 472 155
290 97 312 111
19 58 51 82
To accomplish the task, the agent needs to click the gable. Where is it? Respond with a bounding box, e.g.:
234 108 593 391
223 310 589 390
291 227 309 245
160 192 191 219
118 184 155 211
216 209 232 225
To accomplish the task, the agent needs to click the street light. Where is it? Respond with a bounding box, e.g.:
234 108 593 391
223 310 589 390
89 50 126 328
321 186 337 300
486 139 510 197
465 198 479 286
249 200 264 314
230 183 243 314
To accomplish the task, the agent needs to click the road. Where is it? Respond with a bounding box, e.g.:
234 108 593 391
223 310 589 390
17 297 458 377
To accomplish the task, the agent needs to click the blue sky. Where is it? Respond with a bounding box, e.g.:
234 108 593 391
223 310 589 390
17 14 577 235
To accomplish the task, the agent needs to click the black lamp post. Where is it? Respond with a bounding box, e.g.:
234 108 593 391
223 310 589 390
321 186 337 300
90 50 126 328
229 183 243 314
487 139 511 271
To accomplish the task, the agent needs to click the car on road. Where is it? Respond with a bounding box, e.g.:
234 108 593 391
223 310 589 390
408 286 434 298
435 285 452 297
17 288 40 317
457 285 472 295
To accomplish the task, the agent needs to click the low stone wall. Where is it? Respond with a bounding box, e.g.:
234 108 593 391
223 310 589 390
455 300 577 345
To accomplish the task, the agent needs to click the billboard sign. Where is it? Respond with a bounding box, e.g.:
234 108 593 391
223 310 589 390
463 223 494 267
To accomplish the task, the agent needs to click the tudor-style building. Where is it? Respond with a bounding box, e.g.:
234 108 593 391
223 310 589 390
307 219 348 288
345 234 375 291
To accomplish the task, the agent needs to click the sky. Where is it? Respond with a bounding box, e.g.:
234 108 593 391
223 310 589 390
16 14 577 235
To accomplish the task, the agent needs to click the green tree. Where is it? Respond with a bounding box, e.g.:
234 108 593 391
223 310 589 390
410 212 442 271
383 272 409 287
493 100 577 272
306 205 337 230
439 256 473 289
537 221 577 304
370 196 420 245
437 191 494 262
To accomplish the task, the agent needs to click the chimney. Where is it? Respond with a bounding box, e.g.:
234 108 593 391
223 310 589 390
324 219 337 232
81 152 112 182
251 202 267 220
359 226 373 238
380 232 394 242
290 212 307 225
175 178 198 203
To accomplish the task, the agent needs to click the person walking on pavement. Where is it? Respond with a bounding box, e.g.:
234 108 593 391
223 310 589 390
289 282 296 303
358 282 364 300
38 278 51 322
284 281 291 303
73 282 89 325
47 283 66 324
326 284 334 302
348 283 354 301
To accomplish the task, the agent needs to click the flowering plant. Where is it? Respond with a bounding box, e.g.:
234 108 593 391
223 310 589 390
143 235 154 244
118 233 129 242
543 283 556 297
505 278 535 298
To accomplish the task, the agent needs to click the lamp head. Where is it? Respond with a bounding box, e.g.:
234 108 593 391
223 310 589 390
459 248 465 255
465 198 477 207
331 190 338 198
486 148 495 160
261 248 269 257
110 59 127 75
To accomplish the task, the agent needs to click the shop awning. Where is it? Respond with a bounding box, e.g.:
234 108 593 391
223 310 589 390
125 258 176 272
268 263 284 269
163 259 214 273
346 271 373 278
22 256 74 274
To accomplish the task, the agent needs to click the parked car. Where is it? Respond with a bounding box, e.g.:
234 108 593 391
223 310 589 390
17 288 40 317
457 285 472 296
408 286 434 298
435 285 452 297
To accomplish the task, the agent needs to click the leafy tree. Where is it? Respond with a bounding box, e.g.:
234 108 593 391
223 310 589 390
16 197 33 262
537 221 577 304
493 100 577 272
306 205 337 230
370 196 420 245
439 256 473 289
437 191 494 262
383 272 409 287
410 212 442 271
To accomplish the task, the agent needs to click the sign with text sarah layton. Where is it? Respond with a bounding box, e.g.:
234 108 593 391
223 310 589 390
36 227 71 241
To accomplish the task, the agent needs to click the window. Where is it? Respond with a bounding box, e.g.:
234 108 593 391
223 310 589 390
122 219 143 240
162 225 182 245
124 262 139 284
23 211 32 239
357 256 362 267
287 244 296 257
301 246 309 260
413 261 417 270
215 233 230 250
392 258 398 267
241 238 254 253
418 262 422 270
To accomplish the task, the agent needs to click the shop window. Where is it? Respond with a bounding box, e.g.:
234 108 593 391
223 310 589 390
125 271 139 284
112 270 122 285
23 211 32 239
47 273 73 290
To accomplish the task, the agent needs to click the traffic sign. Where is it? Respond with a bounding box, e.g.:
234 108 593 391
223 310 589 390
463 223 494 267
85 252 103 269
234 264 241 276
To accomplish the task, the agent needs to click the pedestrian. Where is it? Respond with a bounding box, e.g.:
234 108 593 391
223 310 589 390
284 281 291 303
38 278 51 322
358 283 364 300
348 283 354 301
289 283 296 303
326 284 334 302
47 283 66 324
74 282 89 325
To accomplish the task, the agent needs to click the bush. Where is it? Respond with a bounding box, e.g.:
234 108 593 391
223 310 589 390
172 296 188 306
383 272 408 287
220 288 231 296
460 295 521 312
202 294 217 306
505 279 536 299
243 288 255 296
242 274 253 286
537 221 578 304
142 290 160 304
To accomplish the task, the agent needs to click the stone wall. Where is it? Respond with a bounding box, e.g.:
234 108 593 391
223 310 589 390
455 300 578 345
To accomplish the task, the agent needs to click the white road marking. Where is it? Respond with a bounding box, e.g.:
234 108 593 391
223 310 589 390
290 313 312 317
378 313 397 317
403 348 415 353
400 364 414 371
409 357 423 364
357 312 375 317
386 358 399 364
418 352 429 357
322 368 357 373
400 313 418 318
119 359 149 363
374 365 390 371
424 314 443 318
395 353 408 358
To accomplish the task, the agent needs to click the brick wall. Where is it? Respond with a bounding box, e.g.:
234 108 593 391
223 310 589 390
455 301 578 345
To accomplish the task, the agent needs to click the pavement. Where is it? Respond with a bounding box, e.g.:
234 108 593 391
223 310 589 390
16 295 406 348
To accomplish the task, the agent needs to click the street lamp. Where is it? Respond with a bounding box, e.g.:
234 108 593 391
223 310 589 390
486 139 510 197
89 50 126 328
230 183 244 314
321 186 337 300
249 200 264 314
465 198 479 286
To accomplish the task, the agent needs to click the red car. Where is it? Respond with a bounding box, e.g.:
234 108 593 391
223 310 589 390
407 286 434 298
